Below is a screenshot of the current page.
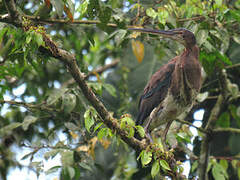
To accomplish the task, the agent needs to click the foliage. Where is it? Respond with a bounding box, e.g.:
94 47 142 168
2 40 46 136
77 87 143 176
0 0 240 179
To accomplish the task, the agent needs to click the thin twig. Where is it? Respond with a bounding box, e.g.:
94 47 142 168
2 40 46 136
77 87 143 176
176 119 207 134
213 127 240 134
62 59 120 87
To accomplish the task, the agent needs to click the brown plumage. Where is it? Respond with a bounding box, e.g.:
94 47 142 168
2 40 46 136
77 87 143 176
129 28 202 140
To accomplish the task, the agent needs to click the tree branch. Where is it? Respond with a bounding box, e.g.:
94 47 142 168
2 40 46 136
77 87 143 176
213 127 240 134
0 100 61 114
175 119 207 134
2 0 21 26
198 95 224 180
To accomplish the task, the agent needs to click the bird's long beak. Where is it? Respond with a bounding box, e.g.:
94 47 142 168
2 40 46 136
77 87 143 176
128 28 183 43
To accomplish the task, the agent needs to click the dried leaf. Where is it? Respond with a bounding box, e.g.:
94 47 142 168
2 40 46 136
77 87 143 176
130 31 141 39
70 131 78 139
44 0 51 8
64 5 73 21
99 139 111 149
77 145 89 152
88 137 98 159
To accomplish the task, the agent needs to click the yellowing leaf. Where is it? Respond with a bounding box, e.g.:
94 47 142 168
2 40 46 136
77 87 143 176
130 31 141 39
88 137 98 159
92 71 101 82
99 139 111 149
44 0 51 8
131 40 144 63
70 131 78 139
77 145 89 152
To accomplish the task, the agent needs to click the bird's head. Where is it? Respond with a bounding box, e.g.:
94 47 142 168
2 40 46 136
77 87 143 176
128 28 196 49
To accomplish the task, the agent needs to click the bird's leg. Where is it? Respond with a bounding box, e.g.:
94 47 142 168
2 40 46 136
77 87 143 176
161 120 174 150
144 118 153 143
143 107 161 143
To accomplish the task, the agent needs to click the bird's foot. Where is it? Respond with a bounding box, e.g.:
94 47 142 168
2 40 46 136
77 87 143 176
145 132 153 143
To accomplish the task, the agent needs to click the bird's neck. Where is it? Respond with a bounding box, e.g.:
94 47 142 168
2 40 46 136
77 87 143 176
183 45 199 59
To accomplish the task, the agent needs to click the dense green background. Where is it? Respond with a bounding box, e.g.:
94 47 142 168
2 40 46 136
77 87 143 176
0 0 240 179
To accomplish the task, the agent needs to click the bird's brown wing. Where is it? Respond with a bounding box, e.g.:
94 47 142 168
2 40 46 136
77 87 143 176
136 60 176 125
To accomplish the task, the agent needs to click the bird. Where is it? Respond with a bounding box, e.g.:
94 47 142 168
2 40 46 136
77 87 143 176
129 28 202 143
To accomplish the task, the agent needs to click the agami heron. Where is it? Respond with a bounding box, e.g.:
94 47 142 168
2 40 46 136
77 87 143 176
129 28 202 142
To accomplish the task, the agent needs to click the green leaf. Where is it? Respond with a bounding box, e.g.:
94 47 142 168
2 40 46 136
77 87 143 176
84 108 95 132
99 6 112 24
26 34 32 44
97 128 109 139
196 92 209 102
45 166 61 175
238 167 240 179
46 88 67 105
128 127 135 138
196 30 209 46
79 162 93 172
44 149 60 160
21 151 34 160
64 122 79 131
215 0 223 7
35 33 44 47
176 132 191 143
61 151 74 166
0 27 8 41
146 8 157 19
160 159 171 171
140 150 152 166
77 0 89 18
50 0 64 17
136 125 145 138
103 83 117 97
216 112 230 128
61 93 77 113
0 122 22 135
220 159 228 171
114 29 127 46
67 166 75 179
151 161 160 178
212 163 228 180
157 8 169 25
93 122 103 133
88 82 102 95
121 116 135 126
22 115 38 131
191 161 198 173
